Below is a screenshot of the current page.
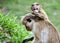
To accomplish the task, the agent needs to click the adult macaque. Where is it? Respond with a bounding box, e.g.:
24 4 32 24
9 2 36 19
21 3 60 43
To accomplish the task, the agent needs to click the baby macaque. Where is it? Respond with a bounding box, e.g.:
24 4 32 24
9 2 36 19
31 3 50 22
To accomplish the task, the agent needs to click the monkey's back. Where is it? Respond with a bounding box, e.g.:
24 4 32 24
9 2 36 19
33 21 60 43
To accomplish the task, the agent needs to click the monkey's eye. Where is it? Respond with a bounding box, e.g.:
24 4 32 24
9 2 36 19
36 4 39 5
32 4 34 6
26 19 31 22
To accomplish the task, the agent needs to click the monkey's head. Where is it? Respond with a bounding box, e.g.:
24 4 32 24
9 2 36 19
21 13 35 31
31 3 42 11
21 13 44 31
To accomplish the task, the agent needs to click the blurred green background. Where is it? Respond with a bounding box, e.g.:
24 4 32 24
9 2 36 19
0 0 60 43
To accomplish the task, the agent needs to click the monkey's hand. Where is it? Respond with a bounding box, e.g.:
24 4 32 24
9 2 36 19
32 10 49 21
32 10 39 15
32 10 44 20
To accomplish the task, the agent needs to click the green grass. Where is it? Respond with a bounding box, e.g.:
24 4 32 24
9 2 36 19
0 0 60 43
0 13 31 43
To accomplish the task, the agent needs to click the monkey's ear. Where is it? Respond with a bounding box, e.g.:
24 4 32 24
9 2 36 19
21 16 25 20
21 16 25 24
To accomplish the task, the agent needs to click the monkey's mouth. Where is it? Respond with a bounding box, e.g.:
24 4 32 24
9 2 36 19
25 26 32 31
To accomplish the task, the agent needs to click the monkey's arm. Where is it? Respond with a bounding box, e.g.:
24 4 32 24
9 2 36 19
32 9 49 21
22 36 34 43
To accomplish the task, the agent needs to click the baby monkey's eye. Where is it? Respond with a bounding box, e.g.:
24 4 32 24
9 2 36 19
32 4 34 6
26 18 31 22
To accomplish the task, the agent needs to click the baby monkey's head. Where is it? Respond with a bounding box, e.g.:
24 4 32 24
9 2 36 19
31 3 42 11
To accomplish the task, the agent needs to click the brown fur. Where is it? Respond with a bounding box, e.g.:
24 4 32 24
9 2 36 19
21 3 60 43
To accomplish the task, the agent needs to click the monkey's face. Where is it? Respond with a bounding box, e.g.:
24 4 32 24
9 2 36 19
21 14 35 31
31 3 41 11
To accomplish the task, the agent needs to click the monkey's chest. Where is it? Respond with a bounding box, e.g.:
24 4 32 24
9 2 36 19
35 28 49 43
41 28 49 43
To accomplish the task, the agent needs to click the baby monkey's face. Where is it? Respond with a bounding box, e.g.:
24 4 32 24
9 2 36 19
31 3 41 11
